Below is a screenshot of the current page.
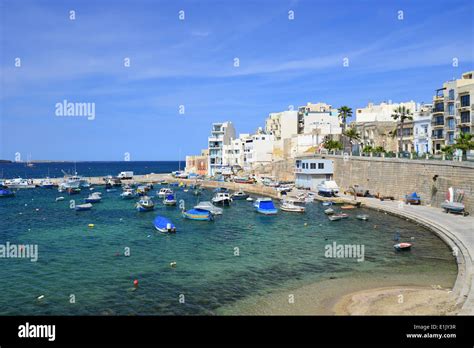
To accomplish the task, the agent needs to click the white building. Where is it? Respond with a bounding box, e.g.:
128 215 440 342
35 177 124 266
208 122 236 176
222 133 250 169
413 104 432 155
356 101 418 122
295 158 334 191
265 111 299 140
243 132 274 171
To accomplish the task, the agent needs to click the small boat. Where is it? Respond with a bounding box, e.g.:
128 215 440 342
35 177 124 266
321 201 334 206
254 198 278 215
441 187 468 215
231 190 249 200
85 192 102 203
328 213 348 221
106 188 117 192
317 180 339 197
182 208 213 221
194 201 223 215
246 197 254 202
39 178 55 188
233 176 254 184
75 203 92 211
340 204 356 210
136 197 155 212
356 214 369 221
0 188 15 197
120 189 136 200
405 192 421 205
5 178 36 189
213 187 229 193
324 208 335 215
212 192 232 206
55 196 64 202
67 187 81 195
280 200 305 213
276 184 294 193
153 216 176 233
157 188 173 198
394 242 412 251
163 193 177 206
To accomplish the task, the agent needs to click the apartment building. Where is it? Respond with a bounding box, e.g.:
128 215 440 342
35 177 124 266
207 122 236 176
185 149 209 176
431 71 474 153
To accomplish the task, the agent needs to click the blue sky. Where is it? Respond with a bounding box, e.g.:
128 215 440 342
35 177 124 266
1 0 473 160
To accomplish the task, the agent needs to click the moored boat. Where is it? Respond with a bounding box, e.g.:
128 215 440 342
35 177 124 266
254 198 278 215
328 213 348 221
5 178 36 189
356 214 369 221
136 197 155 212
394 242 412 251
280 200 305 213
212 192 232 206
194 201 223 215
0 188 15 197
157 188 173 198
39 178 55 188
163 193 177 206
67 187 81 195
120 189 136 200
75 203 93 211
231 190 249 200
324 208 335 215
182 208 213 221
85 192 102 203
233 176 254 184
153 216 176 233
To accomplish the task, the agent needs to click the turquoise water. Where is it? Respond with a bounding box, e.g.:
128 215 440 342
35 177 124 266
0 186 456 315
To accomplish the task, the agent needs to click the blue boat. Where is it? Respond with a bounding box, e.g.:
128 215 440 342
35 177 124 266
254 198 278 215
163 194 177 206
213 187 229 193
153 216 176 233
0 189 15 198
321 201 334 206
182 208 213 221
405 192 421 205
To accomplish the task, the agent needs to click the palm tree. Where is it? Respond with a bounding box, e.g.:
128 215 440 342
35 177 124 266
338 106 353 152
343 127 360 154
454 132 474 157
391 105 413 154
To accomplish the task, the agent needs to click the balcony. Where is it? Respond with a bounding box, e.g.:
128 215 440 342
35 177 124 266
431 121 445 127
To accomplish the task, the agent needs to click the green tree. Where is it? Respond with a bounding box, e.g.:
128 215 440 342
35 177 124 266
343 127 360 153
453 132 474 157
373 146 385 154
391 106 413 153
338 106 353 152
323 139 343 151
362 145 373 154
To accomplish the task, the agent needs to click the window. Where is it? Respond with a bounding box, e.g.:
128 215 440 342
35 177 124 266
434 103 444 112
318 163 324 169
448 119 456 130
449 89 455 100
461 95 470 107
310 163 316 169
461 111 470 124
448 103 454 115
296 160 301 168
460 127 470 134
448 133 454 144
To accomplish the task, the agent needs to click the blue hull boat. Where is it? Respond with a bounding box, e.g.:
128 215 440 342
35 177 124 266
153 216 176 233
182 208 213 221
254 198 278 215
0 189 15 198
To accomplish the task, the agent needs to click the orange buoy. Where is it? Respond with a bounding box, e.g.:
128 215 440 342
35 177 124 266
133 279 139 287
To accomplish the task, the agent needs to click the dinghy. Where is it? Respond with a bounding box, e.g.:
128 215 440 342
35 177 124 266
280 200 305 213
75 203 92 211
153 216 176 233
328 213 348 221
394 242 412 251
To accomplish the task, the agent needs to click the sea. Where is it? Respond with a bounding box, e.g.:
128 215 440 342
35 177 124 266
0 162 457 315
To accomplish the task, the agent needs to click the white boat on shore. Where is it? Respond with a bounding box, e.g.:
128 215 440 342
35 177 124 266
317 180 339 197
5 178 36 189
194 201 223 215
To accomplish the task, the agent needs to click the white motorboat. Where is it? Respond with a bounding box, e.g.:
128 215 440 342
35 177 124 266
280 200 305 213
5 178 36 189
157 188 173 198
120 189 136 199
39 178 55 188
85 192 102 203
212 192 232 206
194 201 223 215
317 180 339 197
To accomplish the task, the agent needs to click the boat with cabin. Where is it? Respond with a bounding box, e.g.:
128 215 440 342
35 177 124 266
317 180 339 197
254 198 278 215
163 193 177 206
231 190 249 200
212 192 232 206
157 188 173 198
136 197 155 212
85 192 102 203
5 178 36 189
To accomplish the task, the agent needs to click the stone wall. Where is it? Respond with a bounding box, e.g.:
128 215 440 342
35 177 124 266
321 155 474 214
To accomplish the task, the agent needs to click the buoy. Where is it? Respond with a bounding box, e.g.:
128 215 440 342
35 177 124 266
133 279 139 287
88 224 94 228
170 261 177 268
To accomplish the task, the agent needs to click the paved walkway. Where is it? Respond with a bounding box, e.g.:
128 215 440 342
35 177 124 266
342 195 474 315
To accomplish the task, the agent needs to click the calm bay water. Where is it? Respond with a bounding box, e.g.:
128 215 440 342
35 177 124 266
0 180 457 315
0 161 181 179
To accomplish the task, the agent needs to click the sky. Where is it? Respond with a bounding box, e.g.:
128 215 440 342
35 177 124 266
1 0 473 161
